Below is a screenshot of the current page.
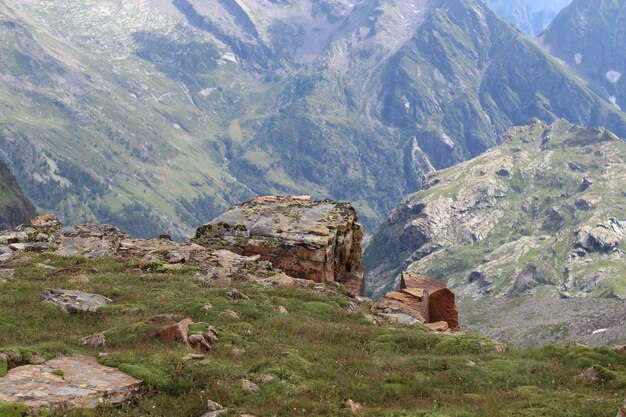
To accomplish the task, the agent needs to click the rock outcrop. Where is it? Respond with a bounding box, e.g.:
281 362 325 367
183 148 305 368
0 356 143 413
365 120 626 301
374 272 459 330
40 289 112 313
193 196 364 294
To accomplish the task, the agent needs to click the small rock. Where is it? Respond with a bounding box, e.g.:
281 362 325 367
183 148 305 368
232 347 245 356
612 345 626 355
167 250 190 264
575 367 604 384
220 309 240 319
9 243 26 251
344 399 362 414
34 263 57 270
617 400 626 417
206 399 223 412
183 354 206 361
40 289 112 313
241 379 259 392
239 414 257 417
346 301 357 312
29 354 46 365
80 332 107 349
276 306 288 314
30 214 62 231
0 269 14 278
200 411 227 417
202 303 213 311
466 360 477 367
493 343 508 353
378 313 420 325
70 274 90 284
256 374 275 384
227 289 248 300
424 321 449 332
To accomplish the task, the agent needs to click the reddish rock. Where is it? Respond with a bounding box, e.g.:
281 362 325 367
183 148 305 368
374 290 428 323
424 321 449 332
193 196 364 294
30 214 62 231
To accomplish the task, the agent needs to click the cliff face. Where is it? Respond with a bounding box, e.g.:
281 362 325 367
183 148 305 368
365 119 626 300
193 196 364 294
0 161 36 231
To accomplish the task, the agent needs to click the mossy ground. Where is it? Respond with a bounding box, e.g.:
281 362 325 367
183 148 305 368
0 253 624 416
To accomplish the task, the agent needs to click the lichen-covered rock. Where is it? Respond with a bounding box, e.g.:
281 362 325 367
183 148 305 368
55 224 128 258
0 356 143 412
193 196 364 293
40 289 112 313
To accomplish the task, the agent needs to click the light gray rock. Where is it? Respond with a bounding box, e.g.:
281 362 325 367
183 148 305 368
40 289 112 313
0 269 14 278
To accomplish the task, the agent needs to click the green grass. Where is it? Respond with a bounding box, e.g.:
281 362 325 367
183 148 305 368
0 253 624 416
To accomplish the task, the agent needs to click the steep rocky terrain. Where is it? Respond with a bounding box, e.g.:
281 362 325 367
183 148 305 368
538 0 626 113
364 119 626 343
0 0 625 237
485 0 572 36
0 161 36 230
1 211 625 415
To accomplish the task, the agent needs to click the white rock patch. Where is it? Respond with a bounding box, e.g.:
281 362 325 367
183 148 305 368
606 71 622 83
574 53 582 65
592 328 607 335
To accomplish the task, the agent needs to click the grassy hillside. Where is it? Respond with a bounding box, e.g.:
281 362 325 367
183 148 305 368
0 252 625 416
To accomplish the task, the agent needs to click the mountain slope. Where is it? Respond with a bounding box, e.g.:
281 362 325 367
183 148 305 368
1 0 625 236
0 160 36 230
538 0 626 113
365 119 626 300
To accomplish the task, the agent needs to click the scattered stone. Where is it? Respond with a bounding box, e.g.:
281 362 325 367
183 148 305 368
152 318 194 346
206 399 224 412
183 354 206 361
493 343 508 353
576 367 605 384
241 379 259 392
377 313 419 325
167 250 190 264
0 356 143 413
30 214 62 232
70 274 90 284
574 218 624 254
80 333 107 349
227 289 248 300
612 345 626 355
256 374 275 384
346 301 357 312
276 306 288 314
424 321 450 332
8 243 26 251
344 399 362 414
466 361 477 367
0 269 14 278
220 309 240 319
40 289 112 313
193 196 364 294
617 400 626 417
239 414 257 417
34 263 56 270
202 303 213 311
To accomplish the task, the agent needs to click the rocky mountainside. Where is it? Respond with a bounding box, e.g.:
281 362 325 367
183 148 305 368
1 209 625 415
364 119 626 342
538 0 626 114
0 0 625 237
485 0 572 36
0 160 36 230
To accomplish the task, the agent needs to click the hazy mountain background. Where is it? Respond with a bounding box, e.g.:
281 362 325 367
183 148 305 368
0 0 624 239
484 0 572 36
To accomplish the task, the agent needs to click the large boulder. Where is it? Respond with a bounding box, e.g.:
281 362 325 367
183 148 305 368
0 356 143 413
375 272 459 329
55 224 128 258
193 196 364 293
40 289 112 313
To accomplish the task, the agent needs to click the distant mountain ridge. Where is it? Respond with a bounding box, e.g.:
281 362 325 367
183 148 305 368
485 0 572 36
538 0 626 113
0 0 624 237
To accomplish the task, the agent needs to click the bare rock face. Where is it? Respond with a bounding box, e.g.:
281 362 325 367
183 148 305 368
375 272 459 329
193 196 364 293
0 356 143 413
40 289 112 313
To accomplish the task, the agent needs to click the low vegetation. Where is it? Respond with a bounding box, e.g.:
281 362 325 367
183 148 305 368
0 253 624 416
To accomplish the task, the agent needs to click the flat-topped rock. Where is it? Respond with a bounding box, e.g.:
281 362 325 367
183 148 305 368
40 289 112 313
193 196 364 291
0 356 143 412
55 224 128 258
